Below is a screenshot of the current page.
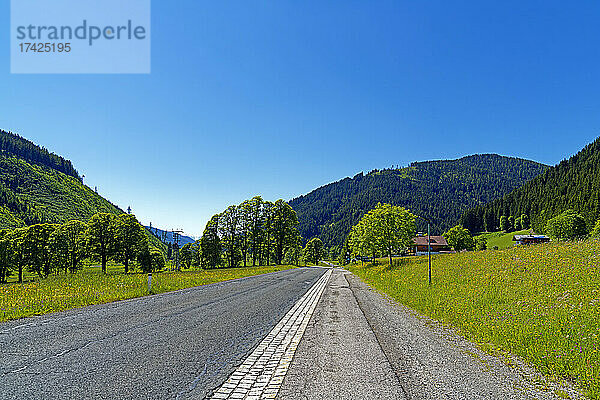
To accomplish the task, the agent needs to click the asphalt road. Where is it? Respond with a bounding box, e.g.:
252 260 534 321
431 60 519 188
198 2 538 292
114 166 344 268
0 267 326 400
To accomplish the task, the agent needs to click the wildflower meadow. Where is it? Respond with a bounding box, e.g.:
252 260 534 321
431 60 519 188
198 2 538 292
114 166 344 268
349 239 600 398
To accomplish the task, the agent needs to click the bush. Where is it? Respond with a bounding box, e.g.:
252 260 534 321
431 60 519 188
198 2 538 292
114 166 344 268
475 236 488 251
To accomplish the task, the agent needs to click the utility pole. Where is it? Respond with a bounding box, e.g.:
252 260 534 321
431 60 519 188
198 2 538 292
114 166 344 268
416 215 432 285
171 229 184 271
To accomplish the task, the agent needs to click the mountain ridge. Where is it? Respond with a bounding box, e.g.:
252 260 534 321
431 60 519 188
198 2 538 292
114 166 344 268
290 153 548 248
460 137 600 233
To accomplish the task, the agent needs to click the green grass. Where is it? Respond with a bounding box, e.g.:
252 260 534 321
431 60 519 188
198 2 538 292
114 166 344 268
476 229 531 250
348 240 600 399
0 265 294 323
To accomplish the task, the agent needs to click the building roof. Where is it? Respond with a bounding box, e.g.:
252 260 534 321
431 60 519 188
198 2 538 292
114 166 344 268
512 235 550 241
412 235 448 246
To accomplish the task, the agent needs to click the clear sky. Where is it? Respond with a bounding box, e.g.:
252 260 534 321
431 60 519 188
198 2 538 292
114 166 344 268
2 1 600 237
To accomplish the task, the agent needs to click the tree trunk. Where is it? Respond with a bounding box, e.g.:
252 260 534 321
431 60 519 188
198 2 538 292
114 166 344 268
18 266 22 283
102 253 107 274
124 258 129 274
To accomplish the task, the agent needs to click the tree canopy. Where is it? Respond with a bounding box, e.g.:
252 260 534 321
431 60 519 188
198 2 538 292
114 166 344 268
444 225 475 251
348 203 416 264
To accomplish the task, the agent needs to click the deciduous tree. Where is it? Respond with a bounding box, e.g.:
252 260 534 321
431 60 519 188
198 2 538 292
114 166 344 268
50 220 86 274
444 225 475 251
546 210 588 240
303 238 324 265
113 214 146 273
200 215 221 269
23 224 58 277
86 213 118 273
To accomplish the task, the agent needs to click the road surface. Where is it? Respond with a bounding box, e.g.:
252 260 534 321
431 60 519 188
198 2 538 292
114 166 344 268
0 267 326 400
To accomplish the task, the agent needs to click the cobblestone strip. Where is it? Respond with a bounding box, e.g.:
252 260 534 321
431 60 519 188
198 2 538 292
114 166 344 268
209 268 332 400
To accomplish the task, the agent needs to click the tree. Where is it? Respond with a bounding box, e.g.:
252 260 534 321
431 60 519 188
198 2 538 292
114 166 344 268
475 235 488 251
0 230 13 283
248 196 264 266
283 245 303 267
200 215 221 269
219 205 241 268
180 243 193 269
514 216 522 231
591 219 600 238
272 200 299 265
483 211 495 232
546 210 588 240
23 224 57 277
507 216 515 233
520 214 529 230
349 216 378 261
86 213 118 273
499 216 508 232
113 214 146 273
50 220 86 274
8 228 28 283
444 225 475 251
190 240 202 267
262 201 275 265
238 200 252 267
151 249 166 271
137 245 165 273
348 203 416 265
303 238 325 265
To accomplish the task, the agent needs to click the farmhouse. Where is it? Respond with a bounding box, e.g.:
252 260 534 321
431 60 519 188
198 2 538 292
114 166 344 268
512 234 550 245
412 235 451 255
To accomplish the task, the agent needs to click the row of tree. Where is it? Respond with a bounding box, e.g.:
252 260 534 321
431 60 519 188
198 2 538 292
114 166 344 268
499 214 530 232
178 197 305 269
0 213 164 283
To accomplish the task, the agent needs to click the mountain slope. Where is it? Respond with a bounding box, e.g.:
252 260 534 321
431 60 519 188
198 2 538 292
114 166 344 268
0 155 121 228
0 130 165 253
290 154 548 247
460 137 600 233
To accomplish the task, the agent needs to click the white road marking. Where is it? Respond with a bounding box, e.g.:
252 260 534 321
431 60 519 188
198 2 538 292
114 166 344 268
209 268 332 400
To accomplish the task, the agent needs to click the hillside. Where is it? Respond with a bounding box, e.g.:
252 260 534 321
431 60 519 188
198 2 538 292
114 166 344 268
0 155 122 228
460 137 600 233
1 129 80 180
290 154 548 247
0 130 165 252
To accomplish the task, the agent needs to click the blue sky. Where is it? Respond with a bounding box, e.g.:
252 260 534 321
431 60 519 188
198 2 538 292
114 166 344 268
2 1 600 236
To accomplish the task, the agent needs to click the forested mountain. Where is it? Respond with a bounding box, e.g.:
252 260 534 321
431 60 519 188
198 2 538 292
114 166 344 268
0 130 165 252
460 137 600 234
1 129 80 180
290 154 548 247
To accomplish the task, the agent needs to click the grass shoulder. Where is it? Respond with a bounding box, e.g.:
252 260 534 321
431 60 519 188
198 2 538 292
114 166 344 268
0 264 294 323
